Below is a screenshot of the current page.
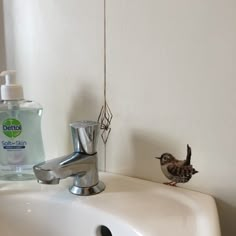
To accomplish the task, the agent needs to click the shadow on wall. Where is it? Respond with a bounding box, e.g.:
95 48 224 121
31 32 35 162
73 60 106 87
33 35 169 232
0 0 6 71
65 79 105 170
68 81 101 121
216 198 236 236
130 130 181 183
65 79 103 151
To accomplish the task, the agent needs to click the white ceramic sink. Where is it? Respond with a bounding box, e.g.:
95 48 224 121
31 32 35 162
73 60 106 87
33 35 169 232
0 172 221 236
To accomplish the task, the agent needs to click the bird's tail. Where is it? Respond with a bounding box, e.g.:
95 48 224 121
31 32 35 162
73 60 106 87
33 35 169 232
185 144 192 166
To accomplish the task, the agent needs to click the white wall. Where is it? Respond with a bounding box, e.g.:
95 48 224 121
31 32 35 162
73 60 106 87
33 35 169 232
106 1 236 236
2 1 236 236
0 0 6 71
2 0 105 168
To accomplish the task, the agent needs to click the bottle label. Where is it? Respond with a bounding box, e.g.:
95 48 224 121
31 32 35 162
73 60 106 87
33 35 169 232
0 109 45 173
1 118 27 151
1 118 27 165
2 118 22 138
2 140 27 150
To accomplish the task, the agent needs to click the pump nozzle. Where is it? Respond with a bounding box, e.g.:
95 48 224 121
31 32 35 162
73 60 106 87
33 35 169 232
0 70 17 84
0 70 24 100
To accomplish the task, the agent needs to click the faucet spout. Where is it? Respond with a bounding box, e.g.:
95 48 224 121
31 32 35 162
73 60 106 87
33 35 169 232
34 152 97 184
33 121 105 196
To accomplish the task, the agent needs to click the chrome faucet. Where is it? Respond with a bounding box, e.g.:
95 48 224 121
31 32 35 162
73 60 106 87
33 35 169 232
33 121 105 196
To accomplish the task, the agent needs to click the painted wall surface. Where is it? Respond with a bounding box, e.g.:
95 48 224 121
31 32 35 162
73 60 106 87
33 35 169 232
1 1 236 236
106 1 236 236
2 0 105 169
0 0 6 71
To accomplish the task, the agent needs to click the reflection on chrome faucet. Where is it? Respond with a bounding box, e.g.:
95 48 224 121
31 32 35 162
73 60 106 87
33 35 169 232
33 121 105 196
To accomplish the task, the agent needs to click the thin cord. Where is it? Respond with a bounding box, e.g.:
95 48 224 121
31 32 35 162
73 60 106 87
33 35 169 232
103 0 107 172
104 0 107 110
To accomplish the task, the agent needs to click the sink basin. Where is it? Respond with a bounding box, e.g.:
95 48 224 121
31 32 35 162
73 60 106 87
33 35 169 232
0 172 221 236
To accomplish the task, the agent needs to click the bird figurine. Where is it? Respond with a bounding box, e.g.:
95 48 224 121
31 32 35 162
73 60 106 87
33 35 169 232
155 144 198 186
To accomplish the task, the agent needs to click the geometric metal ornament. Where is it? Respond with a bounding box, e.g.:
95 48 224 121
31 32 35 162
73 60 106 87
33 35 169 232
97 102 113 144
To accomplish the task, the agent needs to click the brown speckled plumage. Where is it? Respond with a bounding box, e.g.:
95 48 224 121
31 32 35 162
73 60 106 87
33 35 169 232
155 145 198 186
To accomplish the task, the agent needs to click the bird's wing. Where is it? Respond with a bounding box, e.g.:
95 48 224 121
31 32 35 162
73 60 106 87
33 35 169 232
167 163 181 176
167 163 197 177
175 160 186 167
184 144 192 166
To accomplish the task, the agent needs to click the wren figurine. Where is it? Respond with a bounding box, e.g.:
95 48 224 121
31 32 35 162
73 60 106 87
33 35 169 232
155 144 198 186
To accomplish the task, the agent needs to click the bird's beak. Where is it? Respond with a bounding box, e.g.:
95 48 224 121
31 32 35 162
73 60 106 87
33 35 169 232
155 157 161 159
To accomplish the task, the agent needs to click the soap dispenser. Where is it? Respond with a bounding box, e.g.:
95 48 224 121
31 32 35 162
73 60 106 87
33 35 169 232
0 70 45 180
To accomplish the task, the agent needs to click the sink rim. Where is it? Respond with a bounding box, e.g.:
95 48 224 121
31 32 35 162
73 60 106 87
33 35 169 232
0 172 221 236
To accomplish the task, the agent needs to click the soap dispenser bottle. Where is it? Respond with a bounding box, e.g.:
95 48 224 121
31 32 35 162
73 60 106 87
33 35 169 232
0 70 45 180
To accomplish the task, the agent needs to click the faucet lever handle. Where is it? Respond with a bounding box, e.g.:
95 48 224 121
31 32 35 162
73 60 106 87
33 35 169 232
70 121 99 155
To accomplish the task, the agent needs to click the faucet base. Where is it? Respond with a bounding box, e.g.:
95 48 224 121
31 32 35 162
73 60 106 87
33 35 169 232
69 181 105 196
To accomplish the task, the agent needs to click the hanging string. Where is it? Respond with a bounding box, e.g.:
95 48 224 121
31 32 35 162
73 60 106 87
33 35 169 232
104 0 107 112
97 0 113 171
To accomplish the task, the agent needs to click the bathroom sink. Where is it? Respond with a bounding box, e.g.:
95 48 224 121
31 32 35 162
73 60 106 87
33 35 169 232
0 172 221 236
